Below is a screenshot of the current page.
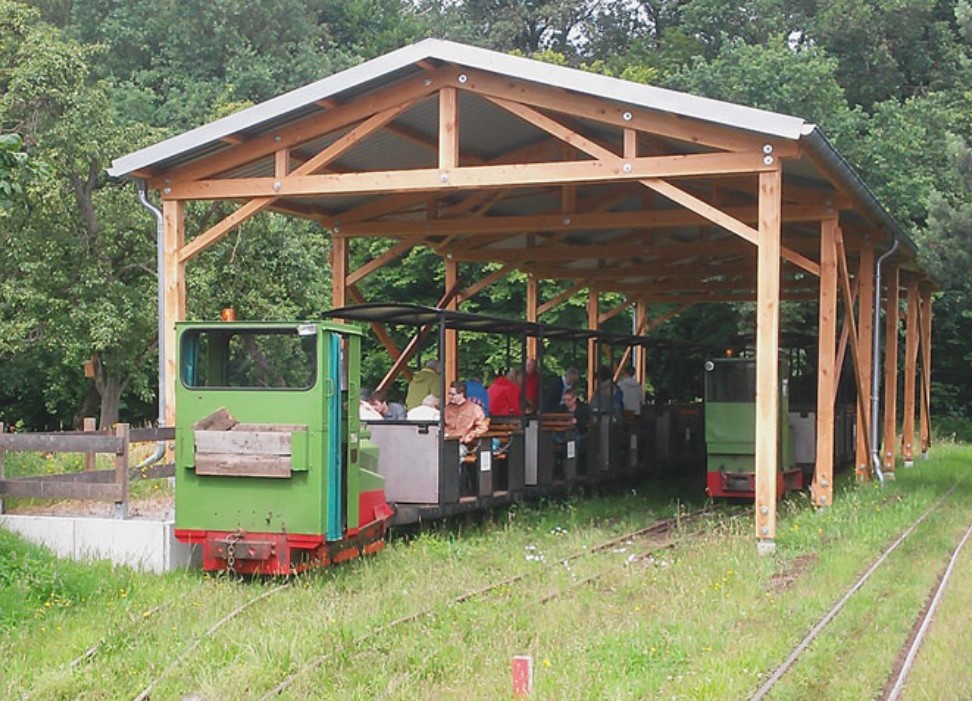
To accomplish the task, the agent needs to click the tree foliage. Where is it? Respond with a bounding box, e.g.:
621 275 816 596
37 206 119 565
2 0 972 426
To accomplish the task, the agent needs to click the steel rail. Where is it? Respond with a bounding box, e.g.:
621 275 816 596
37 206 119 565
748 483 959 701
261 507 718 699
885 516 972 701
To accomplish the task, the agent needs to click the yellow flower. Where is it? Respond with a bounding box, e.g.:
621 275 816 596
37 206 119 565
543 658 552 668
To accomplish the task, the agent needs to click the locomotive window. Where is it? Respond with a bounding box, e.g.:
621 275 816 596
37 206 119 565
705 361 756 403
182 329 317 389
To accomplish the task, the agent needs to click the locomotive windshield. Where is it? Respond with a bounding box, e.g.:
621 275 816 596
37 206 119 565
181 328 317 390
705 360 757 403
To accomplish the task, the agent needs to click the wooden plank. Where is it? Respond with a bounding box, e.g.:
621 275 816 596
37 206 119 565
586 288 598 402
445 256 459 386
347 283 413 381
538 281 586 315
83 417 97 471
485 95 619 161
129 427 176 442
459 263 515 302
456 67 796 154
634 301 648 384
331 235 348 310
526 273 539 359
163 200 185 430
150 67 449 187
640 178 759 246
346 239 414 285
194 454 292 478
0 480 124 500
232 423 307 433
882 266 900 473
836 232 874 476
195 430 295 455
855 243 875 478
338 203 840 238
833 273 859 404
919 289 933 454
439 87 459 169
599 299 634 324
114 423 129 515
813 219 837 508
193 407 239 431
0 433 124 453
901 284 919 463
177 104 410 262
754 168 781 544
163 151 775 201
17 470 115 484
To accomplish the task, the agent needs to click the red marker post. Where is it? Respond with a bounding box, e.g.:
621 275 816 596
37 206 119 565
512 655 533 697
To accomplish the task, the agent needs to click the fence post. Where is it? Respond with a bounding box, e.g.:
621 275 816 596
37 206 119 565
83 417 97 472
0 422 5 515
114 423 129 519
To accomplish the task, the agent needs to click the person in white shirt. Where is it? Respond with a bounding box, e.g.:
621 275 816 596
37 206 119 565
406 394 440 421
617 366 645 416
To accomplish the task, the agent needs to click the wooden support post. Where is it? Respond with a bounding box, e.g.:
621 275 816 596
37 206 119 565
83 417 98 472
526 274 538 359
882 266 900 475
901 285 920 465
855 243 875 479
445 256 459 385
919 290 933 456
439 87 459 169
330 235 348 310
813 219 838 507
755 168 781 552
163 200 185 430
586 288 599 402
114 423 130 519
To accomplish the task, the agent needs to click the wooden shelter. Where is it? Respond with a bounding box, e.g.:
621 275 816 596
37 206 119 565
109 39 934 549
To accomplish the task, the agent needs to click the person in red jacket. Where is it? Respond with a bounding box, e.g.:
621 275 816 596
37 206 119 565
487 367 523 417
523 357 540 413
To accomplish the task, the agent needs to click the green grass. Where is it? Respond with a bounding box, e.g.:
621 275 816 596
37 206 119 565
2 448 972 700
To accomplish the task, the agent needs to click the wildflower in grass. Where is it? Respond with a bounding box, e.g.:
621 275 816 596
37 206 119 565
543 658 551 668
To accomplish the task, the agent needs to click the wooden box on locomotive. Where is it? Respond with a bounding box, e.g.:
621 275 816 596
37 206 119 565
704 358 802 499
174 321 392 574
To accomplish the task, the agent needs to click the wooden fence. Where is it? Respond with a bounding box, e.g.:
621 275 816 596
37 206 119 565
0 422 175 518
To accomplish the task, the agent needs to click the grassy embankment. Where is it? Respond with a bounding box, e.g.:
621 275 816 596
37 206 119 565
2 444 972 700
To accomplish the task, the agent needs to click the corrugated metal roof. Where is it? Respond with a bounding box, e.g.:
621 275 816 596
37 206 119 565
108 38 808 179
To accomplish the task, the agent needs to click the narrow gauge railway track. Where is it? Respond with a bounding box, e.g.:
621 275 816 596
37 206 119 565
748 483 960 701
881 516 972 701
261 507 721 699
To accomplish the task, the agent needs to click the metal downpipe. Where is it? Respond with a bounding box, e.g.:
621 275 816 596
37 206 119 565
135 180 167 469
870 237 901 485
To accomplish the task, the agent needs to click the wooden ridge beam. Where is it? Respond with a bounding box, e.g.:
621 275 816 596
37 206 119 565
455 67 798 155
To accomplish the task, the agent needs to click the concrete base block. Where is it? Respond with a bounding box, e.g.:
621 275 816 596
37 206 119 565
0 515 201 574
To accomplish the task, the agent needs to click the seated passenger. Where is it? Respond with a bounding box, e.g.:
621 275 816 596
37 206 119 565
487 367 523 417
368 389 408 420
405 359 441 410
523 357 540 413
558 387 592 445
359 389 385 421
406 394 440 421
464 377 490 416
542 366 579 412
444 380 489 456
617 366 645 416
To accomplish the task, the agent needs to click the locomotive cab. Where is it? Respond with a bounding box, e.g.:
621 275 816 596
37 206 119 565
174 321 393 574
704 357 802 499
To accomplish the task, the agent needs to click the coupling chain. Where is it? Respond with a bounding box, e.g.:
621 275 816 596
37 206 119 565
225 531 243 574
